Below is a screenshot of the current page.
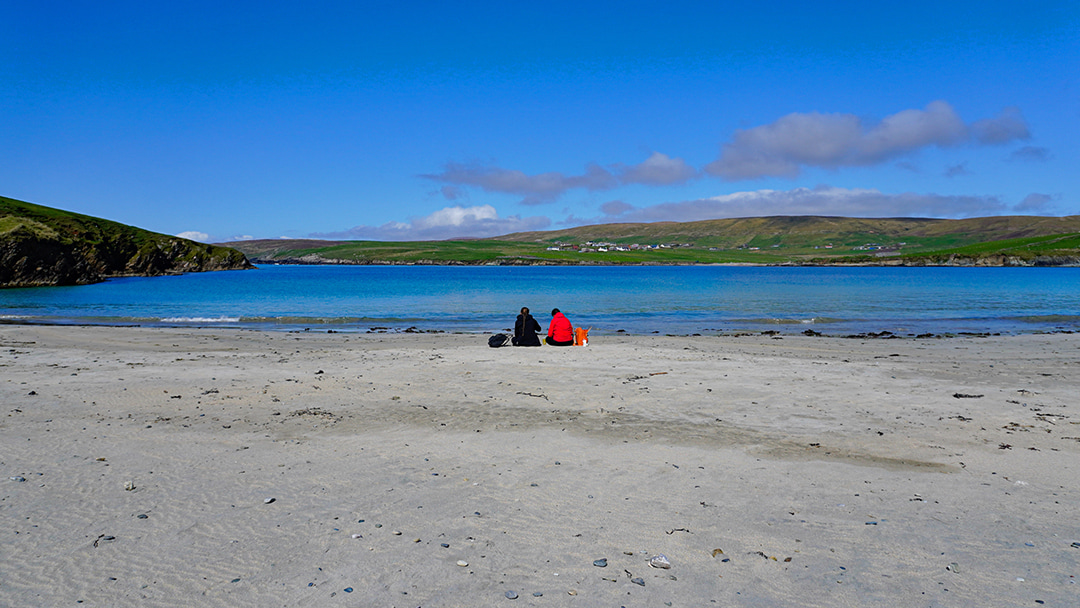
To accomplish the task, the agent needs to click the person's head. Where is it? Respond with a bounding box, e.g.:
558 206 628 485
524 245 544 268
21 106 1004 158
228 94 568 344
520 307 529 316
551 308 560 316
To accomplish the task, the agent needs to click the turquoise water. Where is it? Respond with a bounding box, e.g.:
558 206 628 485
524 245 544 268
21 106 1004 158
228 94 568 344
2 265 1079 335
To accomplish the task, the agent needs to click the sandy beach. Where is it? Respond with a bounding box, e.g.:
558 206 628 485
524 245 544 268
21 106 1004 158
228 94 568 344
1 325 1078 606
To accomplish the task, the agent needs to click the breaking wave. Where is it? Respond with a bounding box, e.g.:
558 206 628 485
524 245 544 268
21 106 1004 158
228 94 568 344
159 316 241 323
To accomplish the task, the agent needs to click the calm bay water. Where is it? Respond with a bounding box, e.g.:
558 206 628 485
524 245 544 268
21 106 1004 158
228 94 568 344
2 265 1079 336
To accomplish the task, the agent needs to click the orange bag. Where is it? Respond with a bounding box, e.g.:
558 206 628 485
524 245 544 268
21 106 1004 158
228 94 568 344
574 327 590 346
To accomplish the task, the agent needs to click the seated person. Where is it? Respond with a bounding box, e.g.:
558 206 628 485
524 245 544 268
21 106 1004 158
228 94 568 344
512 307 542 346
546 308 575 346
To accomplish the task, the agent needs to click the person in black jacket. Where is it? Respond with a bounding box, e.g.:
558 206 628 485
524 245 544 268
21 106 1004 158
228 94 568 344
512 307 542 346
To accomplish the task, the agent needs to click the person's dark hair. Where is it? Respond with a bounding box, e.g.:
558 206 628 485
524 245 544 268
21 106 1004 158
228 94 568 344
551 308 560 315
520 307 529 315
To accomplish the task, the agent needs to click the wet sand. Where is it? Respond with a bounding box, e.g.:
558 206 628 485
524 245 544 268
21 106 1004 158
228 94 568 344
2 325 1078 606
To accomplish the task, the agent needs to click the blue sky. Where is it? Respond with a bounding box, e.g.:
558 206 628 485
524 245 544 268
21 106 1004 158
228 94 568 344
3 1 1077 242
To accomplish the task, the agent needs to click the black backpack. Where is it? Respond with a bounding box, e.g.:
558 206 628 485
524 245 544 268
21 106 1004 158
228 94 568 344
488 333 510 347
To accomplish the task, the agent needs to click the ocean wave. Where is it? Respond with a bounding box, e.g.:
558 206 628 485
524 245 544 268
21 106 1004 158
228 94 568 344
238 316 427 325
1007 314 1080 324
728 316 846 325
160 316 241 323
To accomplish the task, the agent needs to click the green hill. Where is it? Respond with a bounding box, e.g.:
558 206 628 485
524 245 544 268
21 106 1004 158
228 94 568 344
1 195 253 287
223 215 1080 266
498 215 1080 249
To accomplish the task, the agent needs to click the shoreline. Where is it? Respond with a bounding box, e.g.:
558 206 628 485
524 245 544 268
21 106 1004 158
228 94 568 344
2 316 1077 339
2 326 1078 605
250 256 1080 268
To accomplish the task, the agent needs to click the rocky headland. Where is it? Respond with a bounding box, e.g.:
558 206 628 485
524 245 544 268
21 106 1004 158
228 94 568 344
1 196 253 288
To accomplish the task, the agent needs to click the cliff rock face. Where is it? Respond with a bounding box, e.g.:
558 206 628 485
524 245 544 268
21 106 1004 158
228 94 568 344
1 196 253 288
900 253 1080 267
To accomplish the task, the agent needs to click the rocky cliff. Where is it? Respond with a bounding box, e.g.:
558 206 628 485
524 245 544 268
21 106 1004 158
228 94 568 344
1 196 253 287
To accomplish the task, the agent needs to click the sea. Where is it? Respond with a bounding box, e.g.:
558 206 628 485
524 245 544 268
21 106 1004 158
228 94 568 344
2 265 1079 337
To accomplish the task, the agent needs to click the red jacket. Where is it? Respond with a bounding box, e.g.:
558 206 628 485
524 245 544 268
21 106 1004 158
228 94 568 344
548 312 574 342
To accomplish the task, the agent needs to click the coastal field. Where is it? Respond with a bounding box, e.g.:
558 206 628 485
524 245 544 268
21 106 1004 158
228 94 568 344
222 215 1080 267
2 326 1078 606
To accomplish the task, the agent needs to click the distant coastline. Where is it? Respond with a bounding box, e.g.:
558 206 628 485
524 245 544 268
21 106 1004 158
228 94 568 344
248 254 1080 268
226 215 1080 268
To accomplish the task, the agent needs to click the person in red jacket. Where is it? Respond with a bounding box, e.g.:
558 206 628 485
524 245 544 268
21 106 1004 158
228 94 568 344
546 308 574 346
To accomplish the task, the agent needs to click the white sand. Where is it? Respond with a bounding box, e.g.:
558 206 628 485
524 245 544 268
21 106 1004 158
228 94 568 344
2 325 1078 606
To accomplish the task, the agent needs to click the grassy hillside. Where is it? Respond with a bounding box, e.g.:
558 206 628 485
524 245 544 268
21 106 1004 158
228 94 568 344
499 215 1080 251
224 215 1080 266
888 232 1080 266
1 195 253 287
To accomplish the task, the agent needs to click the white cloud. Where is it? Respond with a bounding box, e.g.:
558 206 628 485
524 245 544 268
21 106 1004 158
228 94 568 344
1008 146 1052 162
705 101 1030 180
424 151 696 205
423 162 616 205
858 101 969 159
312 204 552 240
413 204 497 229
231 234 255 241
600 200 635 216
583 185 1010 223
943 163 971 178
176 231 210 242
616 152 698 185
971 107 1030 144
1014 193 1055 213
440 185 467 200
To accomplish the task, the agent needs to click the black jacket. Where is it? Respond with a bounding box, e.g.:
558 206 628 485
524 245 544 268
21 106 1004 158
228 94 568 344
513 314 542 346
